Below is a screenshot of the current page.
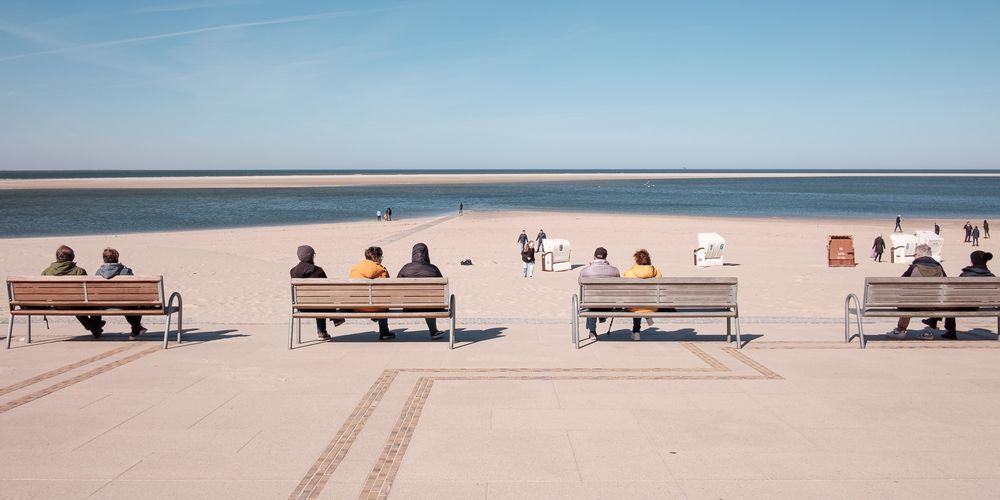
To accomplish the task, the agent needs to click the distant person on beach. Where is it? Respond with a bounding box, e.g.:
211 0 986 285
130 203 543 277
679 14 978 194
459 202 463 215
886 244 947 341
894 214 902 232
349 246 394 340
521 241 535 277
385 207 392 221
623 249 662 341
291 245 344 340
536 229 547 251
922 250 995 340
985 220 990 239
872 235 885 262
376 210 382 222
973 226 980 246
579 247 621 339
95 247 146 339
396 243 447 339
517 230 528 252
934 222 940 236
964 222 972 242
41 245 103 338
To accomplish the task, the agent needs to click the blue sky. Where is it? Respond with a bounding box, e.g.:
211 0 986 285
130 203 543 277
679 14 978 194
1 0 998 170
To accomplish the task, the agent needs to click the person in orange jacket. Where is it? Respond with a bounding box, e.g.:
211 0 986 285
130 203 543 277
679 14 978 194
623 249 662 341
349 246 394 340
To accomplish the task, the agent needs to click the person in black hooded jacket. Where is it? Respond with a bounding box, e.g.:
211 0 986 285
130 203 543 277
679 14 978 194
290 245 343 340
396 242 447 339
924 251 996 339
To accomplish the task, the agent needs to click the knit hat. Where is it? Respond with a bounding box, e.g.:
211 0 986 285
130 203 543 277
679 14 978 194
971 250 993 266
297 245 315 263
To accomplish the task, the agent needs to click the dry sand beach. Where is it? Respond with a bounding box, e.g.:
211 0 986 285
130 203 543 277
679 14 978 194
2 210 1000 499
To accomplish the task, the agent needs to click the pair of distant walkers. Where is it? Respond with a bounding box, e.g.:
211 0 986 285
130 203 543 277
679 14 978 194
40 245 147 339
886 246 994 340
578 247 664 341
290 243 446 341
964 221 986 246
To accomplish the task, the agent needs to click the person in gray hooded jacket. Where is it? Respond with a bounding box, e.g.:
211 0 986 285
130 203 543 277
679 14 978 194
887 244 951 340
578 247 621 339
396 243 447 339
95 248 146 339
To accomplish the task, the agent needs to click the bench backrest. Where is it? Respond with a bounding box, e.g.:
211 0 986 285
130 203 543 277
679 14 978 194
579 277 737 308
7 276 165 310
291 278 450 310
864 277 1000 308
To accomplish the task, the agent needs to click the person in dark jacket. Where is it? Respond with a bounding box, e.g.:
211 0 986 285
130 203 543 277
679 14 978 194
972 226 980 246
964 222 972 242
290 245 343 340
535 229 547 251
985 220 990 239
95 248 146 339
924 251 995 339
894 214 902 232
887 244 948 340
517 230 528 252
872 235 885 262
396 243 447 339
521 241 535 277
41 245 104 337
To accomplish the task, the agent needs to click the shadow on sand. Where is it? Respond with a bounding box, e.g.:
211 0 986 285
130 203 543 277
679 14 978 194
4 328 245 349
579 326 761 349
293 326 506 349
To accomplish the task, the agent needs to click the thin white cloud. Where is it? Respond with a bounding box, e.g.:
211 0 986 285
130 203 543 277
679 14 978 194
0 6 399 63
131 1 262 14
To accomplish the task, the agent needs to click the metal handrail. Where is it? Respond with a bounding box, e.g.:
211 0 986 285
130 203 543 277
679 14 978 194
844 293 865 348
164 291 183 349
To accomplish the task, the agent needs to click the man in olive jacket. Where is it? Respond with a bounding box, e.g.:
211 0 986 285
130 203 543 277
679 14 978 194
396 243 446 339
41 245 104 337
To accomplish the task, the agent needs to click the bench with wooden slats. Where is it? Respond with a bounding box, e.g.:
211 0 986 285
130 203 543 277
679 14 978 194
845 277 1000 348
571 277 740 349
6 276 183 349
290 278 456 349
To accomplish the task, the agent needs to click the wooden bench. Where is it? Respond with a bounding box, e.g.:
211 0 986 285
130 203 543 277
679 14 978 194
571 277 741 349
290 278 456 349
845 277 1000 348
6 276 183 349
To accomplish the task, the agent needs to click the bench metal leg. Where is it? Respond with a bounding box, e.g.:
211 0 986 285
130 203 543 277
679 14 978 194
726 317 732 343
449 294 456 350
6 315 14 349
288 316 295 350
163 312 172 350
571 295 579 349
297 319 302 345
26 315 31 344
844 293 865 349
735 316 742 349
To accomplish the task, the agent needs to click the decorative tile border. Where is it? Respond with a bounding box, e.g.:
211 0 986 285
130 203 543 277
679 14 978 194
0 343 140 398
0 345 160 415
292 343 782 499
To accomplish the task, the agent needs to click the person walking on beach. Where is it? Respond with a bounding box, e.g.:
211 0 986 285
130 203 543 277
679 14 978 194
385 207 392 222
886 244 947 341
894 214 902 232
41 245 104 338
985 220 990 238
349 246 394 340
973 226 980 246
459 202 463 215
964 222 972 242
536 229 547 252
517 230 528 252
934 222 940 236
579 247 620 339
872 235 885 262
396 243 447 339
376 210 382 222
624 249 662 341
95 248 146 339
922 250 995 340
521 241 535 277
291 245 344 340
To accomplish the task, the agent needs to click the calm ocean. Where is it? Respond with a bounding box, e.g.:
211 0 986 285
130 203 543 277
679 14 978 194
1 174 998 237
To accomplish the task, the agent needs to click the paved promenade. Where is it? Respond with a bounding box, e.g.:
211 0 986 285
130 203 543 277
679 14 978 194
2 318 1000 499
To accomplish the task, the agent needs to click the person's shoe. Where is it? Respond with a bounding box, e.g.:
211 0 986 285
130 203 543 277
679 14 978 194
921 318 937 329
90 329 102 339
885 329 907 340
598 318 607 323
317 332 331 341
129 327 147 340
332 319 346 327
588 330 598 340
630 332 641 341
430 330 445 339
378 332 396 340
917 329 935 340
941 331 958 340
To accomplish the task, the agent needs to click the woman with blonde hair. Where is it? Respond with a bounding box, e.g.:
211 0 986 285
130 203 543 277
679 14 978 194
623 249 661 341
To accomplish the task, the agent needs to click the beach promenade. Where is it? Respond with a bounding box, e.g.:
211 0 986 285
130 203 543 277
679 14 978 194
2 211 1000 499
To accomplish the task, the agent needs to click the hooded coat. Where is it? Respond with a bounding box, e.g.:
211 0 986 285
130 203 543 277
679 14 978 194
290 245 327 279
96 262 134 279
624 264 662 313
350 259 389 279
959 265 995 277
397 243 442 278
42 261 87 276
901 256 946 278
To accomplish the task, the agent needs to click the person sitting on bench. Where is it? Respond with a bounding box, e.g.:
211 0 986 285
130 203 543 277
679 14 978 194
578 247 620 340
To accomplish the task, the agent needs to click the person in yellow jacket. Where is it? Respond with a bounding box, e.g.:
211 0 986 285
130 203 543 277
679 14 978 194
623 249 661 341
349 246 394 340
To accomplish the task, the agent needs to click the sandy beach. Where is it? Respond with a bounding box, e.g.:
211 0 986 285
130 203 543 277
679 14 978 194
2 210 994 335
2 171 1000 190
